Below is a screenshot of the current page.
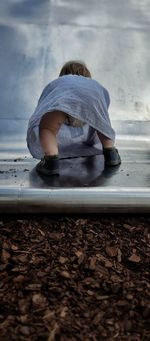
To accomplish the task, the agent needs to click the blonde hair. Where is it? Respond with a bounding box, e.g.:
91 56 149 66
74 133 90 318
59 60 91 78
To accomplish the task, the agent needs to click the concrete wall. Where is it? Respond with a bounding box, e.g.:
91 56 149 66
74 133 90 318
0 0 149 143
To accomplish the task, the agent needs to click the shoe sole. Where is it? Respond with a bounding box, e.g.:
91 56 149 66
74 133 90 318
105 159 121 167
36 164 59 176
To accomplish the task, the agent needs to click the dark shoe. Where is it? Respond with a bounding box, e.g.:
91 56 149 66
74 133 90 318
103 147 121 167
36 155 59 175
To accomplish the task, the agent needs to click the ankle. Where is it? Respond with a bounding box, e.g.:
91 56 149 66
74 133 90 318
45 154 59 159
103 146 115 151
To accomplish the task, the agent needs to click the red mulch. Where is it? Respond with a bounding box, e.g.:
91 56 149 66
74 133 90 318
0 215 150 341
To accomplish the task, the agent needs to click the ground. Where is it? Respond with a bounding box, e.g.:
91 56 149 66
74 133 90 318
0 214 150 341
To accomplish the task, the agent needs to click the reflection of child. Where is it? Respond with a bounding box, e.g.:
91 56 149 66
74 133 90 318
27 60 121 175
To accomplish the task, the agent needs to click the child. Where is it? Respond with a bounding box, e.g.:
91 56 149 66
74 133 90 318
26 60 121 175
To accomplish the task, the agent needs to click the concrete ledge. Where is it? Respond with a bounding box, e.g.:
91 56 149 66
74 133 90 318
0 187 150 213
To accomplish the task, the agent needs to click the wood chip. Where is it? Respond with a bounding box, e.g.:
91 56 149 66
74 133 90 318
19 314 29 324
104 260 113 268
123 224 131 230
59 271 71 279
25 283 42 290
32 293 47 306
60 306 68 318
75 250 83 258
2 242 10 250
117 249 122 262
128 253 141 263
75 250 85 265
13 275 25 284
11 244 19 251
89 256 97 270
18 299 30 314
49 232 63 240
38 228 45 236
43 310 55 321
19 326 30 336
93 312 105 325
59 256 68 264
1 249 11 262
105 246 118 258
47 322 59 341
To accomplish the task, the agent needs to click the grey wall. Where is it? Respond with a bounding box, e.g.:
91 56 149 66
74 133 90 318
0 0 150 144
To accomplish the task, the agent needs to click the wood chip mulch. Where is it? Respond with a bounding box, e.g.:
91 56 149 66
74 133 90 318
0 215 150 341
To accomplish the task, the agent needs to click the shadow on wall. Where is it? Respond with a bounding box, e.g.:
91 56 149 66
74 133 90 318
49 0 150 28
6 0 49 22
0 22 49 121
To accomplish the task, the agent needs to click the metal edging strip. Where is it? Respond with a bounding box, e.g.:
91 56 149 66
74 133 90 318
0 186 150 213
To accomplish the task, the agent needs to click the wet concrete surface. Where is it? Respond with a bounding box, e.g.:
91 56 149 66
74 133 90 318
0 148 149 189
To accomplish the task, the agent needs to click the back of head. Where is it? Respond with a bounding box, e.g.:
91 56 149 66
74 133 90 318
59 60 91 78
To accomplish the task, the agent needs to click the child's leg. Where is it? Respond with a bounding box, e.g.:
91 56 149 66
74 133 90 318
39 111 66 156
97 131 114 148
36 111 66 176
96 131 121 167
